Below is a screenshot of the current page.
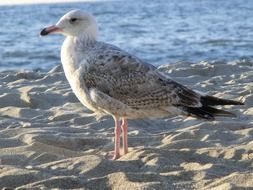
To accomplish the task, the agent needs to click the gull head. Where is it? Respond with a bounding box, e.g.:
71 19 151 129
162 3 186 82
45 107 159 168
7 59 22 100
40 9 98 39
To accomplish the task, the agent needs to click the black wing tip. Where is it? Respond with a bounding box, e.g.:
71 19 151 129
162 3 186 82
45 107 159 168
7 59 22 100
201 95 244 106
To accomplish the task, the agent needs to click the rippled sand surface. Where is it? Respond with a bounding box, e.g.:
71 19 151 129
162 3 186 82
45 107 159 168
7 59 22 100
0 60 252 189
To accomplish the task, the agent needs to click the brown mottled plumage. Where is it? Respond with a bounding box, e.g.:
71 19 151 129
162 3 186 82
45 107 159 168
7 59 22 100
41 10 243 160
82 42 201 119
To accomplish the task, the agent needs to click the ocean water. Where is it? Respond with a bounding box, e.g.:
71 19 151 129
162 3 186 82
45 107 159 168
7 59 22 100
0 0 253 71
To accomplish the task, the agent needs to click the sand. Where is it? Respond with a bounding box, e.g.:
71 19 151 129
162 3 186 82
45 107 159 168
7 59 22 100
0 60 252 190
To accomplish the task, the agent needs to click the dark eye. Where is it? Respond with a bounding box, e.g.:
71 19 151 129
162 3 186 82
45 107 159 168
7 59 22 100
70 18 78 23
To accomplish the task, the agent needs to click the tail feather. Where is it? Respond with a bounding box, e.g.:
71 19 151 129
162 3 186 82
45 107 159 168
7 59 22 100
182 95 243 120
202 106 236 117
183 106 236 120
184 106 215 120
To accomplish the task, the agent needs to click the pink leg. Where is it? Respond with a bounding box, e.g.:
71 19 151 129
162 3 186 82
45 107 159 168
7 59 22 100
121 118 128 155
111 116 121 160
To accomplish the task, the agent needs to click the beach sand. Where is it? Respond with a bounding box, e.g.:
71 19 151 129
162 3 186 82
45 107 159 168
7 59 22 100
0 60 252 189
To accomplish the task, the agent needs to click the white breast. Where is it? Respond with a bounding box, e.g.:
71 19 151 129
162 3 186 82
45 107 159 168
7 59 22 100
60 37 101 114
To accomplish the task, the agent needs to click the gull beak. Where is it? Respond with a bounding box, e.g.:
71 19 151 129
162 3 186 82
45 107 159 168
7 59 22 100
40 25 62 36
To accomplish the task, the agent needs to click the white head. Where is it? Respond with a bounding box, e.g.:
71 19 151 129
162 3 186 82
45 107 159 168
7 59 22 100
40 9 98 40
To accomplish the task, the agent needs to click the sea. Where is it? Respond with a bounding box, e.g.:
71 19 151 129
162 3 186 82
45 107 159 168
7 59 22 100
0 0 253 71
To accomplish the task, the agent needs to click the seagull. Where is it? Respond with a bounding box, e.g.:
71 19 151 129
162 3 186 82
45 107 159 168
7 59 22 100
40 10 243 160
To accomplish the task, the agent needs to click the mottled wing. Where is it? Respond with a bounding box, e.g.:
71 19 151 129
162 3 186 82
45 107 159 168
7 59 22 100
83 48 201 110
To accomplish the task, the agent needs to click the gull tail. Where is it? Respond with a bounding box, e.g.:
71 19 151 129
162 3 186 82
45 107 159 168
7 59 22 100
182 95 244 120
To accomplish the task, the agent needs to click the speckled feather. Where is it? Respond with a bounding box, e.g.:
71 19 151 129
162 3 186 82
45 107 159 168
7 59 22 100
42 10 242 161
55 10 241 120
79 41 202 118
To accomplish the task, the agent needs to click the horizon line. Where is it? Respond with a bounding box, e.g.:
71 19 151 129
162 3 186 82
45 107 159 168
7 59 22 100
0 0 112 6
